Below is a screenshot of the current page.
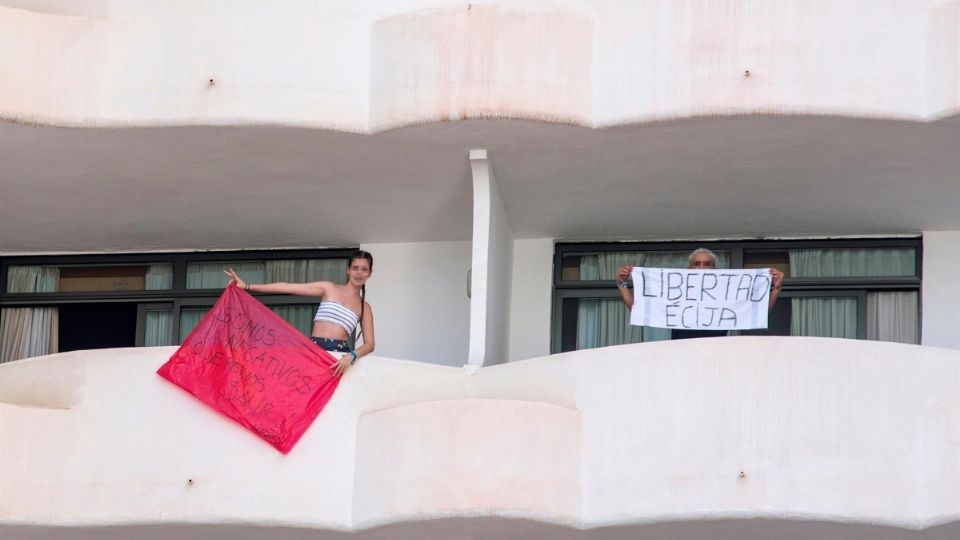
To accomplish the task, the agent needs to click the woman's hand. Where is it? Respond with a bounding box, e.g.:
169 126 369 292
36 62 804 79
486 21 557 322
616 265 634 282
223 268 247 290
332 353 352 377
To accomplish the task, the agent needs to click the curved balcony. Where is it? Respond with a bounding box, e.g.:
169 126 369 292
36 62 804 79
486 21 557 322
1 337 957 538
1 1 958 129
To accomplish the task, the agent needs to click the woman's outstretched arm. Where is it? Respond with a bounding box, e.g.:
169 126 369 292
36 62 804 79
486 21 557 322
224 268 328 297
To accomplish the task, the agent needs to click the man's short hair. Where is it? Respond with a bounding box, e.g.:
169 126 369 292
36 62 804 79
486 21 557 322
688 248 718 265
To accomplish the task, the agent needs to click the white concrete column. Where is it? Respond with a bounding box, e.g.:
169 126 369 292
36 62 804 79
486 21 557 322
921 231 960 349
468 149 514 367
509 238 555 362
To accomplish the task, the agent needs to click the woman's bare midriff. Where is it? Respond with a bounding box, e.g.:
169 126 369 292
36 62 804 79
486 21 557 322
311 320 352 341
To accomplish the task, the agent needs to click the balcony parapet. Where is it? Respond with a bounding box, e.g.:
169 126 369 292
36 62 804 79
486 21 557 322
1 336 957 538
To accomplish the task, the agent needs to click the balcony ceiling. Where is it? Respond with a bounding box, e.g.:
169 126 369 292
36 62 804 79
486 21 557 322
1 114 958 253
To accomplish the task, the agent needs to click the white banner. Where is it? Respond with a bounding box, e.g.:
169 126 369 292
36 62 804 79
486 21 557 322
630 267 772 330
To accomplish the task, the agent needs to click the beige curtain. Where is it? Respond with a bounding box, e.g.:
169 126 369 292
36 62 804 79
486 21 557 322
1 309 30 363
1 266 59 363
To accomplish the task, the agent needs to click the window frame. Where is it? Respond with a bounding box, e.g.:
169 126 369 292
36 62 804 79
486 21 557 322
551 238 921 353
0 248 355 347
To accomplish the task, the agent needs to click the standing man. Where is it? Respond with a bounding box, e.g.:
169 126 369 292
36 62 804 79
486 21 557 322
615 248 784 339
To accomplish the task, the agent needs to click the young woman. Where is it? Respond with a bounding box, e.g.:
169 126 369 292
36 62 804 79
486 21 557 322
224 250 375 376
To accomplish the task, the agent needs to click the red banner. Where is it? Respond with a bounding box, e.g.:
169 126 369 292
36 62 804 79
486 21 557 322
157 284 340 454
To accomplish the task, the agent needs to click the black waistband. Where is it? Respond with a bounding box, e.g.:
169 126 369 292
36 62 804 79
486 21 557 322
311 336 352 352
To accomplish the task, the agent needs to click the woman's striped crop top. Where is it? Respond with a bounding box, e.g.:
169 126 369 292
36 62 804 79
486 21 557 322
313 300 360 334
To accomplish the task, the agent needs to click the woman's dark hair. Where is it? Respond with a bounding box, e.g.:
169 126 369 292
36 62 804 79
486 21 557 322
347 250 373 339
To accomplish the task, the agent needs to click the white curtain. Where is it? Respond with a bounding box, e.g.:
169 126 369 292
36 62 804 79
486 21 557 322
866 291 918 344
789 248 914 277
183 261 261 341
144 309 174 347
575 251 730 349
145 264 173 290
578 251 730 281
1 266 59 363
790 297 858 339
269 306 313 335
186 261 265 289
576 298 653 350
141 264 175 346
7 265 58 293
1 309 30 363
265 259 346 283
789 249 917 342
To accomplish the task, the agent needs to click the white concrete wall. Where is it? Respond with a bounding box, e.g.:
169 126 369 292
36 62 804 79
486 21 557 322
925 1 960 116
369 4 594 131
484 164 514 366
591 0 960 124
353 399 581 523
360 241 471 366
921 231 960 349
0 2 375 127
468 150 514 366
3 1 959 128
509 238 554 362
1 338 958 537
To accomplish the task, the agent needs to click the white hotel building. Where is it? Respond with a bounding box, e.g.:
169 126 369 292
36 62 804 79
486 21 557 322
1 1 958 538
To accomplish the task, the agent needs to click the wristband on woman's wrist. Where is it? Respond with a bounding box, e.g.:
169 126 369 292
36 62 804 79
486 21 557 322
616 280 630 289
245 282 251 292
349 351 358 365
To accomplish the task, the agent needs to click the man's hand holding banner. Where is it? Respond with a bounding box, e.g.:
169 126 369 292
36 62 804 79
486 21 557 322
630 267 772 330
157 284 340 454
